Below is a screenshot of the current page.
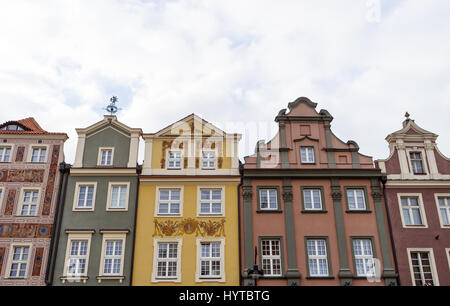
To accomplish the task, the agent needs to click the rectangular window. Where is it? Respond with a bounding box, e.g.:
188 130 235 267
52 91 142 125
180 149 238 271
347 189 366 210
303 189 322 210
410 251 436 286
158 189 181 215
401 197 423 226
410 152 424 174
306 239 329 277
259 189 278 210
353 239 375 277
199 188 222 215
300 147 315 163
261 239 281 276
0 146 12 162
202 151 216 169
156 242 179 279
100 149 113 166
168 151 182 169
19 190 39 216
67 240 89 276
437 197 450 226
200 242 221 278
75 184 95 210
108 184 128 209
102 241 123 275
8 246 30 278
31 147 46 163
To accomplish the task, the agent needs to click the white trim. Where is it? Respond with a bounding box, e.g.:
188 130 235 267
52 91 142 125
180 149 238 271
166 150 183 170
141 168 240 176
16 187 41 216
201 150 217 170
0 144 14 163
127 132 140 168
406 148 429 176
195 237 225 283
97 147 115 166
407 248 439 286
106 182 130 211
300 146 315 164
397 193 428 228
5 243 33 279
259 188 279 211
260 239 282 277
446 248 450 271
73 134 86 168
27 144 49 163
70 168 138 176
72 182 97 211
151 238 183 283
98 233 127 278
197 186 225 217
142 138 153 171
62 233 93 282
87 125 131 139
385 179 450 187
0 187 4 211
155 186 184 217
434 193 450 228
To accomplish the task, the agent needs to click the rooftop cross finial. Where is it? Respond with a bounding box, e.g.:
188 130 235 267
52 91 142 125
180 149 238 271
105 96 120 115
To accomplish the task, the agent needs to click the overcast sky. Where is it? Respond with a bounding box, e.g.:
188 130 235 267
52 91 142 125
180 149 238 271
1 0 449 164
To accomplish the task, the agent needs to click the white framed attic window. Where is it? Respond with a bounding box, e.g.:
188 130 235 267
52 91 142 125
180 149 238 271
201 151 216 169
98 147 114 166
106 182 130 211
16 188 40 216
0 145 12 162
167 151 182 169
300 146 315 164
28 145 48 163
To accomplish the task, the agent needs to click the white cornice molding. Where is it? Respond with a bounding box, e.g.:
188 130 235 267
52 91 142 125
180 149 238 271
385 179 450 188
70 168 138 176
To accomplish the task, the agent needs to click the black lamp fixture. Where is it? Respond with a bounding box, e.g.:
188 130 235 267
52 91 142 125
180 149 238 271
247 246 264 286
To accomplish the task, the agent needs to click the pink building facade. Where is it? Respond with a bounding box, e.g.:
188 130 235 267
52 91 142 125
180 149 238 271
0 118 67 285
376 116 450 286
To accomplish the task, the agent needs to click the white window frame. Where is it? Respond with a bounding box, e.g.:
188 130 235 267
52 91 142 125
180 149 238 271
346 188 367 211
201 150 216 170
5 243 32 279
306 239 329 277
407 248 439 286
303 188 323 211
259 188 278 211
0 187 4 211
195 238 225 282
352 239 376 277
398 193 428 228
27 144 49 163
98 233 127 279
434 193 450 228
62 232 93 283
72 182 97 211
155 186 183 217
16 187 41 216
0 144 13 162
166 150 182 170
152 238 182 283
446 248 450 271
300 146 315 164
97 147 114 166
106 182 130 211
261 239 282 277
406 148 429 175
197 186 225 217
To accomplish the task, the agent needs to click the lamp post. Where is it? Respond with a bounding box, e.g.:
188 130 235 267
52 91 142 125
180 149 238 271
247 246 264 286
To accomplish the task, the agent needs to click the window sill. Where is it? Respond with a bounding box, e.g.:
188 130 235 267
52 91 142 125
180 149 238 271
156 214 182 217
60 276 89 284
96 275 125 283
301 210 328 214
306 276 335 280
301 162 316 165
345 210 372 214
256 210 283 214
198 214 224 217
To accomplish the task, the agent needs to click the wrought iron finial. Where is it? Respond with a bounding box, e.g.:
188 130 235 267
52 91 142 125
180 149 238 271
105 96 120 115
405 112 410 119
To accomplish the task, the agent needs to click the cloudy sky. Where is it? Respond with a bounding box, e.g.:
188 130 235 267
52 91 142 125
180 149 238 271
1 0 449 164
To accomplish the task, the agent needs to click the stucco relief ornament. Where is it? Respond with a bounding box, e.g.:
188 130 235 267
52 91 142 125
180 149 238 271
331 190 342 200
153 220 181 237
242 189 253 200
282 190 293 202
198 219 225 237
371 191 383 200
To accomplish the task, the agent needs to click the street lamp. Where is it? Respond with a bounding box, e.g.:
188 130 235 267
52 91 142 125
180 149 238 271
247 246 264 286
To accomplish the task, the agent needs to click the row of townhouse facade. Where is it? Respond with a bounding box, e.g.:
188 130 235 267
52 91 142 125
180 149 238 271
0 97 449 286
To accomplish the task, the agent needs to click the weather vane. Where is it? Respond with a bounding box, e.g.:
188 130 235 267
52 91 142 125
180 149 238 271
105 96 121 115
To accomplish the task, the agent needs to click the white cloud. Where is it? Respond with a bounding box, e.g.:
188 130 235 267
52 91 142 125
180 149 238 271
0 0 449 164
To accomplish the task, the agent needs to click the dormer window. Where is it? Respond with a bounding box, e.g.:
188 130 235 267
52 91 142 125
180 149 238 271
410 152 424 174
167 151 182 169
98 148 114 166
300 147 315 164
0 124 25 131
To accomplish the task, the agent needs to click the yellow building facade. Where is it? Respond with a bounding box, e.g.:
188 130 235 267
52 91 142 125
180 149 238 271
132 114 241 285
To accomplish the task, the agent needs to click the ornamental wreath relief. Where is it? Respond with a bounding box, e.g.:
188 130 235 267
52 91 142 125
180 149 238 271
153 218 225 237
